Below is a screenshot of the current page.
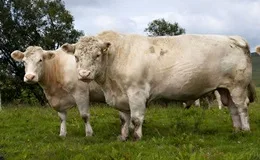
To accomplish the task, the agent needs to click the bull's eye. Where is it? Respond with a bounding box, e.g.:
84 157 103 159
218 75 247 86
75 55 79 62
38 59 42 63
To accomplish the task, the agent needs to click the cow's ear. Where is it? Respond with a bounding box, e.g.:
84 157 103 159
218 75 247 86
43 51 55 60
100 42 111 53
61 43 75 54
11 50 24 61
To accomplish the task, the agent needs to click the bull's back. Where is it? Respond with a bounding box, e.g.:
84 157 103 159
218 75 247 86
115 34 251 101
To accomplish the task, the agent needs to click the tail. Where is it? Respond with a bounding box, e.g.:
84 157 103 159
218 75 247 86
256 46 260 54
247 81 256 103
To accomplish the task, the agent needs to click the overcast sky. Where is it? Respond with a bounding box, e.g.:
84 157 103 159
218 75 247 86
63 0 260 50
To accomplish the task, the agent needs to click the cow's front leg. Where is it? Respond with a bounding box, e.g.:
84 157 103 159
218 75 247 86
77 103 93 137
73 90 93 137
127 87 147 141
58 111 67 137
118 111 130 141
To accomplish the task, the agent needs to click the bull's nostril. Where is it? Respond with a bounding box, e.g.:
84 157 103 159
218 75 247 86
85 71 90 76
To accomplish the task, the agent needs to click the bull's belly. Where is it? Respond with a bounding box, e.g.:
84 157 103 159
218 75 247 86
150 82 215 101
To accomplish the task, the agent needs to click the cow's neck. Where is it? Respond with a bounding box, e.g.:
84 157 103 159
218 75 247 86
38 55 64 92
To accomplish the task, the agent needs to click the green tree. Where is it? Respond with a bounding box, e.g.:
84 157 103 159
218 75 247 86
0 0 83 105
144 18 185 36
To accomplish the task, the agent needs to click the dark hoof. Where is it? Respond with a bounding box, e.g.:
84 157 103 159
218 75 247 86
117 135 128 142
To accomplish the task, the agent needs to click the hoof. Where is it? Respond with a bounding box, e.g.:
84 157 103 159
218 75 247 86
86 131 93 137
133 133 141 141
241 127 250 132
117 135 127 142
59 133 67 137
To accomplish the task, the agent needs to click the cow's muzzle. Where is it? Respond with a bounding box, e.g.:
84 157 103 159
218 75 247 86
24 74 37 83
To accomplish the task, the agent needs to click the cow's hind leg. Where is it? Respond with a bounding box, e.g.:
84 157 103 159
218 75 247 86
118 111 130 141
127 87 147 141
73 91 93 136
58 111 67 137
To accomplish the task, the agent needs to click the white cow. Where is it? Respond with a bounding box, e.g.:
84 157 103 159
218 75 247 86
62 31 256 141
11 46 105 137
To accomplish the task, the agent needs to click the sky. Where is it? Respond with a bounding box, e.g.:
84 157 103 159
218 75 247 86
63 0 260 50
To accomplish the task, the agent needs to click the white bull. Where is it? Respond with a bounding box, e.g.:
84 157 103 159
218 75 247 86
62 31 256 140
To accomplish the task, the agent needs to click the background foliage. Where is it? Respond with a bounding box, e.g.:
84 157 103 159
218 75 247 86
144 18 186 36
0 0 83 105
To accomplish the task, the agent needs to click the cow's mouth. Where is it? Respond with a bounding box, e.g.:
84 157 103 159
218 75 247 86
25 80 37 84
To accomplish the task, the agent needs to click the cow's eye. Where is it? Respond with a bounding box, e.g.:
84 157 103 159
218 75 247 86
38 59 42 63
75 55 79 62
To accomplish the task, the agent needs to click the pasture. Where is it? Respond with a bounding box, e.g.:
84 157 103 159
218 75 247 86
1 101 260 160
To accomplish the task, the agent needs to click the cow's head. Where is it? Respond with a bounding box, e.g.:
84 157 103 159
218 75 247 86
11 46 55 83
62 36 110 82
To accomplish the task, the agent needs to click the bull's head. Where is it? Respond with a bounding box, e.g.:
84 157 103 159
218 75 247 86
62 36 110 82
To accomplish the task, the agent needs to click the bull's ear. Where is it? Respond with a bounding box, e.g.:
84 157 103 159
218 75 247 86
100 42 111 53
43 51 55 60
11 50 24 61
61 43 75 54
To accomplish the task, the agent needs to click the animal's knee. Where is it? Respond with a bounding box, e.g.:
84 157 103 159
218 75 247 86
131 117 141 128
81 113 90 123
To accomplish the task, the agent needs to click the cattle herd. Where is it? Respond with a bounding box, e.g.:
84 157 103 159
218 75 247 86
11 31 260 141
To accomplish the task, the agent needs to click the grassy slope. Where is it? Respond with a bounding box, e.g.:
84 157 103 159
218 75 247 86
1 102 260 160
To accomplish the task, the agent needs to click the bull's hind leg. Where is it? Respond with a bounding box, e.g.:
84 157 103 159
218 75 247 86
217 88 241 131
231 87 250 131
127 87 147 141
118 111 130 141
58 111 67 137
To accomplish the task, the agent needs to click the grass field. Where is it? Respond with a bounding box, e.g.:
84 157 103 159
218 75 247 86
1 102 260 160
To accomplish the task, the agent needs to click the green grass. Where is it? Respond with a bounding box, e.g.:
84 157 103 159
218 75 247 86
1 103 260 160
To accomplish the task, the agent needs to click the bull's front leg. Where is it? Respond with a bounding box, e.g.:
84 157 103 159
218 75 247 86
127 87 147 141
58 111 67 137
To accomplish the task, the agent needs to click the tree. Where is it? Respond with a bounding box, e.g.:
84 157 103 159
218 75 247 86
144 18 185 36
0 0 83 105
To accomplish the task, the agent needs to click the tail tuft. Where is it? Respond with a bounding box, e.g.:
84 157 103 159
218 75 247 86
248 82 256 103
